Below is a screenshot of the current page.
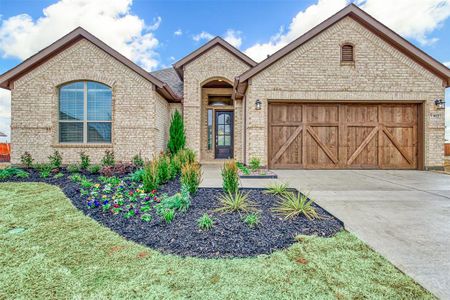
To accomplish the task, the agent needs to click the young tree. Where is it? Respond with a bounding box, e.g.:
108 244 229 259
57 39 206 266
167 110 186 154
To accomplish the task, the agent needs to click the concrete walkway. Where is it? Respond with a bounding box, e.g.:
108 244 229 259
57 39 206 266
201 166 450 299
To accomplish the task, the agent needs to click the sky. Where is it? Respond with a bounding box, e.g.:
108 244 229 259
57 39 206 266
0 0 449 141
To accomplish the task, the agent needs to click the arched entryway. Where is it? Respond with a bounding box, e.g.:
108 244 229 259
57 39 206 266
200 77 235 161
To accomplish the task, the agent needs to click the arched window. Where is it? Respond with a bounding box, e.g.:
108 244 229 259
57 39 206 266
341 44 354 62
59 81 112 143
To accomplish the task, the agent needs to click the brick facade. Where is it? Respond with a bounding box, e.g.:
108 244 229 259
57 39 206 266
10 39 172 164
244 17 446 168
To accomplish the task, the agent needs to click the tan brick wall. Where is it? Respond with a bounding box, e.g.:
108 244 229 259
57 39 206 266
245 17 446 168
10 39 171 164
182 45 251 161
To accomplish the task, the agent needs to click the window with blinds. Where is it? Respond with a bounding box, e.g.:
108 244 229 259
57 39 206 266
59 81 112 143
341 44 354 62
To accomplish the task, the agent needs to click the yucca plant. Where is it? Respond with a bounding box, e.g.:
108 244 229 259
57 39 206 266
272 192 318 220
221 160 239 194
264 182 289 196
215 191 256 213
181 162 202 194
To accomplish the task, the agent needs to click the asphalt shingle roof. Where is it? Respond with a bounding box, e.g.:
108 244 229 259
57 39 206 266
150 68 183 98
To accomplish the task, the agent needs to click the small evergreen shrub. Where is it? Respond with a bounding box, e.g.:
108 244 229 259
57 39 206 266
79 152 90 169
221 160 239 194
169 155 181 179
130 169 145 182
181 162 202 194
176 148 196 167
48 150 62 168
132 154 144 168
143 160 159 192
67 164 80 173
20 152 34 168
249 157 261 172
101 150 115 167
87 164 101 174
157 154 171 184
197 214 214 230
167 110 186 155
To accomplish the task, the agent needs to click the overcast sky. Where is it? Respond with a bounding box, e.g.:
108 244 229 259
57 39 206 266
0 0 449 141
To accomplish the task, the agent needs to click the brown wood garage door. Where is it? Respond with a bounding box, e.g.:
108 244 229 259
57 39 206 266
268 103 420 169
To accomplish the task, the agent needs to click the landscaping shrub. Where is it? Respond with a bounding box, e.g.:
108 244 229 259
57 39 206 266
243 213 260 228
80 152 90 169
169 155 181 179
181 162 202 194
100 163 134 177
0 168 29 180
132 154 144 168
48 150 62 169
87 164 101 174
20 152 34 168
156 184 191 214
161 209 175 224
143 160 159 192
216 191 256 213
99 176 121 186
130 169 145 182
101 150 115 167
176 148 196 167
236 162 250 175
167 110 186 155
272 192 318 220
157 154 171 183
53 172 64 179
197 214 214 230
249 157 261 172
221 160 239 194
264 182 289 196
67 164 80 173
35 163 53 178
69 174 82 183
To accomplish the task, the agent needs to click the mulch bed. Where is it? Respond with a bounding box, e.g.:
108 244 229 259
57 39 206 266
2 169 344 258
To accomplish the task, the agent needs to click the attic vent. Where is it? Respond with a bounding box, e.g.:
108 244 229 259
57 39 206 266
341 44 354 62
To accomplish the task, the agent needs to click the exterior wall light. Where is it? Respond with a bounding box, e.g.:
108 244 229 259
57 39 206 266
255 99 262 110
434 99 445 109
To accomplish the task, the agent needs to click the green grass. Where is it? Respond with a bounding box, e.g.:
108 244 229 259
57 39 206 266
0 183 434 299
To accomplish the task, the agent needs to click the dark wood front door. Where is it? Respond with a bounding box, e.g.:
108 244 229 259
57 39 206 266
215 111 233 159
268 103 419 169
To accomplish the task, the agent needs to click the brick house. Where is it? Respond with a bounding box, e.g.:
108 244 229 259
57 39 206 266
1 4 449 170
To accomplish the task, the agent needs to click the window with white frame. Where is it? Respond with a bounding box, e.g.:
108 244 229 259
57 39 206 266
59 81 112 143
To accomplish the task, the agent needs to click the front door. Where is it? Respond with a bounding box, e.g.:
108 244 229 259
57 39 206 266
215 111 233 159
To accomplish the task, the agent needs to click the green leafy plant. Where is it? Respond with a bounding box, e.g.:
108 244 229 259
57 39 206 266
272 192 318 220
101 150 115 167
157 154 171 184
67 164 80 173
80 152 90 169
130 169 145 182
87 164 101 174
167 110 186 155
35 163 53 178
236 162 250 175
20 152 34 168
0 168 29 180
216 191 256 213
181 162 202 194
162 209 175 224
249 157 261 172
169 155 181 179
132 154 144 168
98 176 121 186
143 160 159 192
197 214 214 230
124 210 136 219
141 214 152 222
221 160 239 194
69 174 83 183
15 169 30 179
39 170 51 178
48 150 62 168
80 178 94 189
156 184 191 214
264 182 289 196
53 172 64 179
243 213 260 228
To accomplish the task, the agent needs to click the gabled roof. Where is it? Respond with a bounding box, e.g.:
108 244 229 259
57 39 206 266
235 4 450 98
150 67 183 98
0 27 181 102
0 131 6 137
173 36 257 79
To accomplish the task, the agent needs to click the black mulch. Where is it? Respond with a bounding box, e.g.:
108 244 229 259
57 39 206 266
2 169 344 258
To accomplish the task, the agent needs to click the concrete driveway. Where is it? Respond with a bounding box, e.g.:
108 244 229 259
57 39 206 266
202 167 450 299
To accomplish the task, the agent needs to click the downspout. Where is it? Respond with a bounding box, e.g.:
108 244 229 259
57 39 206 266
243 94 247 165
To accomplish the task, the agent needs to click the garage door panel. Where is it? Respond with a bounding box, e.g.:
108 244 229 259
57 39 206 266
269 102 419 169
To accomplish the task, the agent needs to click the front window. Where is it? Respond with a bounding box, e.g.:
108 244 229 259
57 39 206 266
59 81 112 143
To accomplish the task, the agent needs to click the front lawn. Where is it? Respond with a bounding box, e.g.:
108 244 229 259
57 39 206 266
0 183 434 299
